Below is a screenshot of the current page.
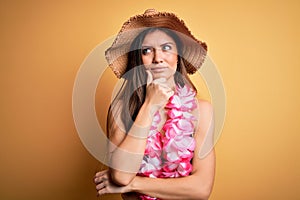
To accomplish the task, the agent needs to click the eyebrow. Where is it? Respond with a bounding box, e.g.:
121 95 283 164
141 42 176 48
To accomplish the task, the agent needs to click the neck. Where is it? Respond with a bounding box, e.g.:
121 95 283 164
166 76 176 91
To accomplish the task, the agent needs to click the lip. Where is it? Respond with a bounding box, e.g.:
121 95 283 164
150 67 168 72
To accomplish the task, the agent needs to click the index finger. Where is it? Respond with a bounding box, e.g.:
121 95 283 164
95 169 108 177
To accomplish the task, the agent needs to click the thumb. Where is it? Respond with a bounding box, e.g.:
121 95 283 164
146 70 153 86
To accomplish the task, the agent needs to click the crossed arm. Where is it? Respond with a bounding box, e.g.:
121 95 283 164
94 99 215 200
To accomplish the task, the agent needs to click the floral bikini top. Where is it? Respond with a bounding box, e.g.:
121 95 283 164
137 85 197 200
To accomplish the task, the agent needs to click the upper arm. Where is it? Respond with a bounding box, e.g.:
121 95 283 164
107 105 127 152
191 99 216 194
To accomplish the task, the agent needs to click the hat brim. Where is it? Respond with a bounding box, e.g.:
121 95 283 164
105 11 207 79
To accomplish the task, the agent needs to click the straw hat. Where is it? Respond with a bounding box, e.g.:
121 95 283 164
105 9 207 79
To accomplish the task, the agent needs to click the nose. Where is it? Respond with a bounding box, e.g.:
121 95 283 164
152 49 163 64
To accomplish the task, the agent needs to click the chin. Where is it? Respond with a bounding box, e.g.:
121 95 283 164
154 75 175 82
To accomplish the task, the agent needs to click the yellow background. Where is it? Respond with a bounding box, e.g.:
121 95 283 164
1 0 299 199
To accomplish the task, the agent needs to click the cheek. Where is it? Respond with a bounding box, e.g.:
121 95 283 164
167 54 178 69
142 55 152 65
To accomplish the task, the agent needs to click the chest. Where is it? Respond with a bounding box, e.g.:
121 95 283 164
152 107 198 139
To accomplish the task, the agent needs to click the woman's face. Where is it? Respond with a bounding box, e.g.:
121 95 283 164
141 30 178 80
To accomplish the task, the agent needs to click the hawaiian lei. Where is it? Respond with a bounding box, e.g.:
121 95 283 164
137 85 197 200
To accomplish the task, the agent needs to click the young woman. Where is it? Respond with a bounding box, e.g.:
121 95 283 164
94 9 215 200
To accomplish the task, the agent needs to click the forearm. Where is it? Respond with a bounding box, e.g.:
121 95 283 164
129 148 216 199
130 175 211 200
109 101 154 185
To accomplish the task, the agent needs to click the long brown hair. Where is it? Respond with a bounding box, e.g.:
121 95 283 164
107 28 197 134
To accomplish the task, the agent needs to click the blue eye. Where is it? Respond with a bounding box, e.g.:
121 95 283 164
162 44 172 51
141 48 153 55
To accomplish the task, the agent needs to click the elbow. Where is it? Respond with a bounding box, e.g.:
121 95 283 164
198 189 212 200
194 185 213 200
110 170 135 186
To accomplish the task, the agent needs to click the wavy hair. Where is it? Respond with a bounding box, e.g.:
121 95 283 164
107 28 197 134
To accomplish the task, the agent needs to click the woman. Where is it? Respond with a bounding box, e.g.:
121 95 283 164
94 9 215 200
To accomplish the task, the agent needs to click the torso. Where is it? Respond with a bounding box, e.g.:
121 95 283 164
133 85 198 200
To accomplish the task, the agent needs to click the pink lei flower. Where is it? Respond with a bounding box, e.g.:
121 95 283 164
137 85 197 200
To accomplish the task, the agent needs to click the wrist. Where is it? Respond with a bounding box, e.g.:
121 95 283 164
127 102 153 139
143 99 159 117
122 182 133 194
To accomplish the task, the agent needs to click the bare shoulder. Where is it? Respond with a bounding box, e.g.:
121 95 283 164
195 98 214 118
197 98 212 108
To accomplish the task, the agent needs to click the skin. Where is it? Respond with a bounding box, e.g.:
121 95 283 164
141 30 178 85
94 30 215 200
